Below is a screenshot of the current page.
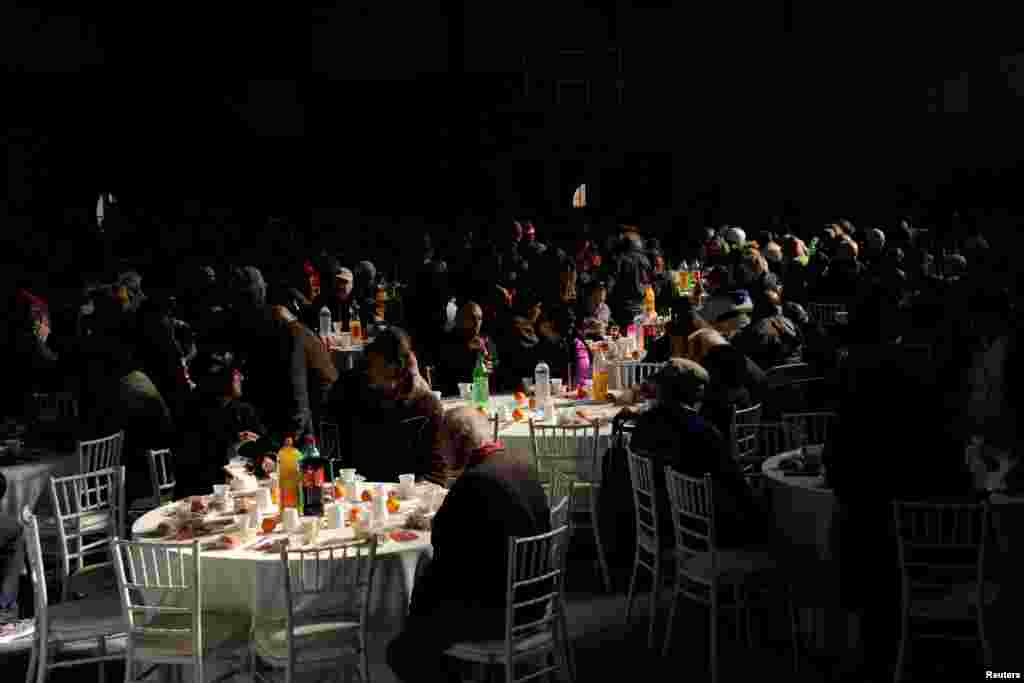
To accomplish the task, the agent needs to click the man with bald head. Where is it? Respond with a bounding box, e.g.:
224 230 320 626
437 301 500 397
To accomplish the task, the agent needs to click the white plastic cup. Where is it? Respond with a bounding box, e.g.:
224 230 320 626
399 474 416 499
550 378 563 395
301 517 320 546
431 390 442 402
327 503 347 529
282 508 301 533
458 383 473 400
337 332 352 350
255 488 272 512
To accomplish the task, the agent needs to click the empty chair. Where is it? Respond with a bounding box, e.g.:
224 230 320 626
78 431 124 475
729 403 763 463
112 538 251 683
529 418 611 592
662 469 799 682
21 506 126 683
624 448 672 649
49 467 126 601
781 412 838 450
893 500 994 682
319 420 342 476
444 526 573 683
128 449 176 526
251 538 379 683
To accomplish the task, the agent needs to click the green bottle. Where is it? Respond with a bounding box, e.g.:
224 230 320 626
472 352 490 408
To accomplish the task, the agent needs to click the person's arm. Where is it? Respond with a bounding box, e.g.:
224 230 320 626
285 330 312 438
304 327 339 389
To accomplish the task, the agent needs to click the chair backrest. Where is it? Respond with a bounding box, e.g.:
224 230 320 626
547 469 574 508
78 430 124 475
664 468 717 588
280 538 378 675
528 418 600 484
549 494 571 530
32 391 79 422
49 466 125 600
730 403 763 460
764 362 812 383
112 538 205 676
146 448 177 505
21 507 52 644
808 302 847 327
781 411 838 450
893 501 989 618
504 526 570 672
626 448 661 553
319 420 341 465
617 361 666 389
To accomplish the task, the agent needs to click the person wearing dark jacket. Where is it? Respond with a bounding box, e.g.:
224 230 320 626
699 344 762 440
269 302 339 429
229 266 311 440
309 258 360 333
608 232 652 325
8 290 62 419
326 327 444 481
630 359 768 549
496 308 542 394
353 260 378 329
388 406 550 683
178 352 266 497
733 273 804 371
436 302 499 397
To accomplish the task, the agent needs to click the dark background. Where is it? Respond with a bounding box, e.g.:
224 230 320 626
4 3 1024 275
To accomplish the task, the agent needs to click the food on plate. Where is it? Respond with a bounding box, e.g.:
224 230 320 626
190 497 207 514
361 490 373 502
175 527 196 541
156 522 175 537
219 534 241 549
386 494 401 514
514 391 527 404
349 506 361 524
576 409 592 421
389 530 419 543
512 407 526 422
576 385 588 399
261 517 278 534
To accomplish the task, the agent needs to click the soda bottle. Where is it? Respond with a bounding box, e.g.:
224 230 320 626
277 436 302 510
472 352 490 408
349 317 362 341
298 435 327 517
592 348 609 401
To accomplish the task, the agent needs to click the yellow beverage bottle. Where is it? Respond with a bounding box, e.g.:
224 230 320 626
592 349 609 402
277 437 302 510
644 286 656 315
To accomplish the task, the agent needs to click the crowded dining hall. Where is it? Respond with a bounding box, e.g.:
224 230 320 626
2 195 1021 683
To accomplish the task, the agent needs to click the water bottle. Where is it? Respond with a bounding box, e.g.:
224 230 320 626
372 483 388 527
319 306 332 337
534 360 550 407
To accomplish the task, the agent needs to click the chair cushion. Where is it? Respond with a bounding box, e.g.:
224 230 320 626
679 547 780 583
49 594 127 642
252 618 360 665
445 629 554 663
131 613 250 659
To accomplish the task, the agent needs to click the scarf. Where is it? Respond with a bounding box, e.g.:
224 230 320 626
467 440 505 468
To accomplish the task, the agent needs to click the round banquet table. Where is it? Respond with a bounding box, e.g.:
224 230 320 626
130 482 437 632
0 447 77 519
441 394 623 481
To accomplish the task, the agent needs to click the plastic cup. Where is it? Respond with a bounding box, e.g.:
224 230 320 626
458 383 473 400
282 508 301 533
301 517 321 546
399 474 415 499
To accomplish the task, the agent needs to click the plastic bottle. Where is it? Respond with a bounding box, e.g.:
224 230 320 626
574 338 591 389
644 286 656 315
633 314 647 353
372 483 388 527
319 306 332 337
592 348 609 401
472 352 490 408
277 436 302 510
534 360 551 407
298 436 326 517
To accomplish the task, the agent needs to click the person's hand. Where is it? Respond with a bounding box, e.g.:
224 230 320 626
238 431 261 443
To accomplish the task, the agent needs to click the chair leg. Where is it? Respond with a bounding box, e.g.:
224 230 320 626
26 644 38 683
787 584 801 673
560 603 577 683
894 626 908 683
35 642 48 683
662 578 679 658
624 551 640 627
709 595 719 683
587 491 611 593
647 562 659 650
97 638 107 683
977 611 993 669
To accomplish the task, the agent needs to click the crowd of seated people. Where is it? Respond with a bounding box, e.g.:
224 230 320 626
2 211 1018 680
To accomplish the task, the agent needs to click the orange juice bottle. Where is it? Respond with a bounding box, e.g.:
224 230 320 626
592 349 609 401
277 436 302 510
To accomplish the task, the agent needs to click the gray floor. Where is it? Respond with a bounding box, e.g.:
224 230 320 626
6 550 1012 682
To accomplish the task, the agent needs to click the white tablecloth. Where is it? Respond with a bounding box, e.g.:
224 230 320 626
0 448 76 519
761 450 836 561
131 483 436 630
441 395 619 481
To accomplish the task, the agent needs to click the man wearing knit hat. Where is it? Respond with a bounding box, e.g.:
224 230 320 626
309 257 360 333
702 289 754 340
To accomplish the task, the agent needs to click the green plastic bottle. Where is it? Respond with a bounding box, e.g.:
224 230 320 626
472 352 490 408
